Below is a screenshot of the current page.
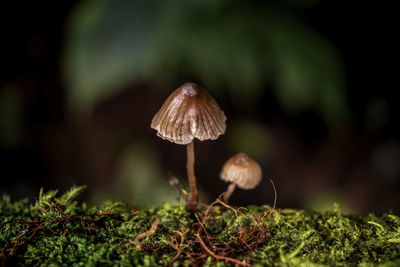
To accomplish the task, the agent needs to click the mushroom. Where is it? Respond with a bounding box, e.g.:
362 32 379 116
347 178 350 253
220 153 262 203
151 82 226 210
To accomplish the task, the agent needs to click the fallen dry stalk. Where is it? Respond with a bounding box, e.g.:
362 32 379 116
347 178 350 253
195 233 251 266
133 219 160 249
168 229 189 266
262 179 277 224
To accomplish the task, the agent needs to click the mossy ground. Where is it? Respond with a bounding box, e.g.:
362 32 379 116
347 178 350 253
1 186 399 266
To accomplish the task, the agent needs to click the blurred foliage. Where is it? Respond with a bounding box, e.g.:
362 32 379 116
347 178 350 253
0 85 22 148
64 0 159 117
88 142 170 206
87 142 210 206
303 191 344 212
116 143 166 205
227 119 270 159
64 0 349 124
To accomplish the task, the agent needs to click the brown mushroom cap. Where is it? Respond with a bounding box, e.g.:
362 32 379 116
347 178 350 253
151 82 226 145
220 153 262 189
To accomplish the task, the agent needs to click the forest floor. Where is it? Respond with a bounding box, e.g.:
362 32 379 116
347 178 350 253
1 186 399 266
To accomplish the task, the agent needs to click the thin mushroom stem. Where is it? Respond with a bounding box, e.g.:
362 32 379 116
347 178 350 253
186 141 198 210
223 183 236 203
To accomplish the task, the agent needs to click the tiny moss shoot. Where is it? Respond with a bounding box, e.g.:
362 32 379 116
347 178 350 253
1 186 400 266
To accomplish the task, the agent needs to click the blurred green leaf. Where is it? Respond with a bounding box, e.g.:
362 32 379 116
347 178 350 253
64 0 160 115
64 0 349 124
268 17 348 123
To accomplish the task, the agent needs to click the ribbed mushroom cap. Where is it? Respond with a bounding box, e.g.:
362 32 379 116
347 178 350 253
220 153 262 189
151 82 226 145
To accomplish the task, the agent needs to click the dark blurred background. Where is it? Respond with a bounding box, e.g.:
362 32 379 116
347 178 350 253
1 0 398 214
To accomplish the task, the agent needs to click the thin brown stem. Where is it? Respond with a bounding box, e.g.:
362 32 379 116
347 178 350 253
132 219 160 249
223 183 236 203
195 233 251 266
186 141 198 210
262 179 277 223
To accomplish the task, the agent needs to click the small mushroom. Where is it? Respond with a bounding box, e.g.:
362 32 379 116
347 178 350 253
220 153 262 203
151 82 226 210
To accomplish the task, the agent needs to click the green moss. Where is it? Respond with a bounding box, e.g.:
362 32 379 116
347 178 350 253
1 187 399 266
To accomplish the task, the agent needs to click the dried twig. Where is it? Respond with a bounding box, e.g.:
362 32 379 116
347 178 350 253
262 179 277 223
168 229 189 266
132 219 160 249
195 233 251 266
216 199 245 229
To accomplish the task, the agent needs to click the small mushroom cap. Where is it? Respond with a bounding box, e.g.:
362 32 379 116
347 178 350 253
151 82 226 145
220 153 262 190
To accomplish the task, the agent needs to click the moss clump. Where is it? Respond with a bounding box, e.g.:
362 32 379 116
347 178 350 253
1 186 399 266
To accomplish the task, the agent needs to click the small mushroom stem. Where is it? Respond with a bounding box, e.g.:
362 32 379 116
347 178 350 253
186 141 198 210
223 183 236 203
